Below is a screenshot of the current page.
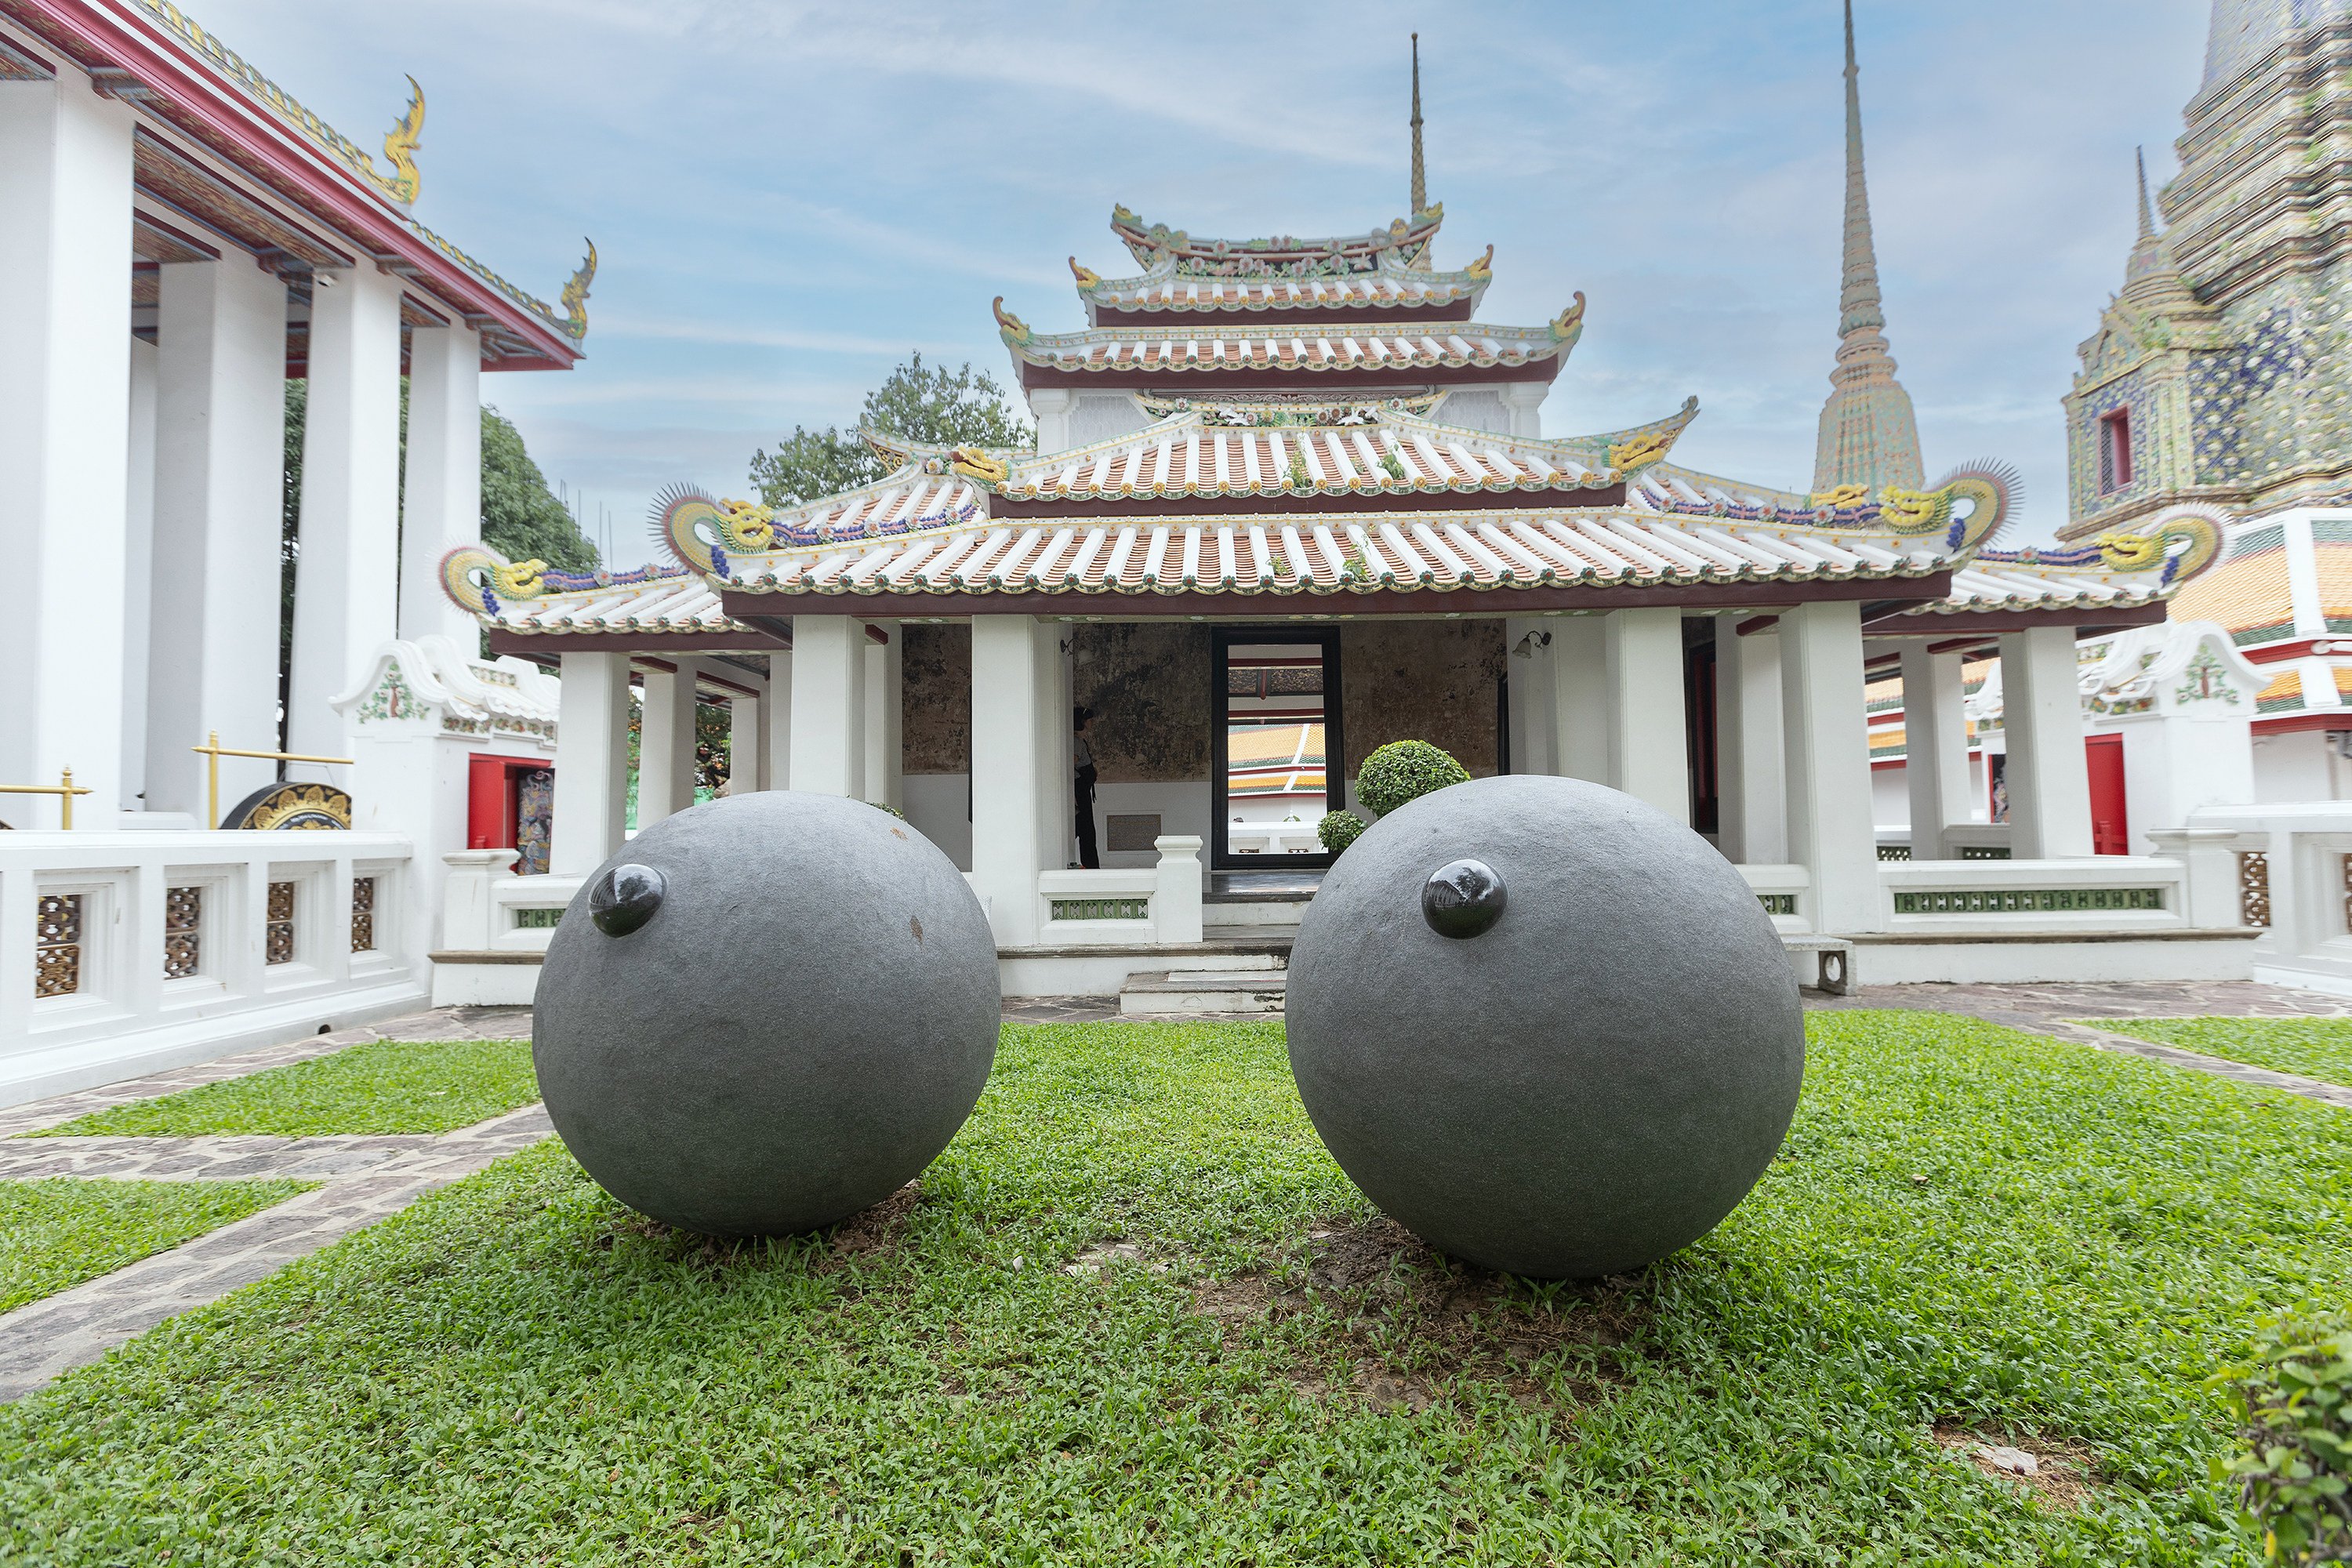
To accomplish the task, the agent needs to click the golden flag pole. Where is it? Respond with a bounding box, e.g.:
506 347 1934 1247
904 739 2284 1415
0 768 95 829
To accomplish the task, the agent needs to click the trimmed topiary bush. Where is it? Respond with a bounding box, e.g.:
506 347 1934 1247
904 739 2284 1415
1318 811 1367 855
1355 740 1471 819
2219 1314 2352 1564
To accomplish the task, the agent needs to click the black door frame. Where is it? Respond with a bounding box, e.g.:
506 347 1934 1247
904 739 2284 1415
1209 625 1345 871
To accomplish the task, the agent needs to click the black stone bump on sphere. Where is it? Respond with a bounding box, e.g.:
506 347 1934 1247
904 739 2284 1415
1287 774 1806 1281
1421 857 1506 939
535 791 1002 1237
589 863 665 937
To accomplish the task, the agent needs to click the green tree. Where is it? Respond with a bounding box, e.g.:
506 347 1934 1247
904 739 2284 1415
749 352 1032 507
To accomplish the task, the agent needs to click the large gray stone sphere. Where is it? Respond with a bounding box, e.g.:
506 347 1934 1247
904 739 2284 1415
535 790 1000 1236
1287 774 1803 1279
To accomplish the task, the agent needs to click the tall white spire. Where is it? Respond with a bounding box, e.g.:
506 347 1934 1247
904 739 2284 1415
1813 0 1925 495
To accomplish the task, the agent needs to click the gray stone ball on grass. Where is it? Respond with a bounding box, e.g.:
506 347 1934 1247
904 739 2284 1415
1287 773 1804 1279
535 789 1000 1236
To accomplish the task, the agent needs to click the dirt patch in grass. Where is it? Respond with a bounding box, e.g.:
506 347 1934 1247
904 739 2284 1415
1191 1215 1650 1413
1933 1424 2100 1512
589 1181 924 1276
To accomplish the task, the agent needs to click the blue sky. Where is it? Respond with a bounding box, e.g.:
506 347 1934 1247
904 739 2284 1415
191 0 2212 556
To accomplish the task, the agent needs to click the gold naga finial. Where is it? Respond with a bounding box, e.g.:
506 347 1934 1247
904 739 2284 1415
1464 243 1494 279
1607 429 1675 474
950 448 1011 485
1878 487 1946 533
715 499 776 552
369 75 424 204
559 240 596 340
2093 529 2164 570
1069 256 1101 289
1550 290 1587 343
1809 483 1871 509
993 296 1032 345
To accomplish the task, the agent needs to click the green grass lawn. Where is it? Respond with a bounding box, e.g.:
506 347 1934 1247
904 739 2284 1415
1 1013 2343 1564
25 1040 539 1138
2089 1014 2352 1090
0 1178 311 1314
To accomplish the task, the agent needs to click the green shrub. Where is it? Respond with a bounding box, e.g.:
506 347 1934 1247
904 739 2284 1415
2217 1314 2352 1564
866 800 906 820
1317 811 1367 855
1356 740 1470 819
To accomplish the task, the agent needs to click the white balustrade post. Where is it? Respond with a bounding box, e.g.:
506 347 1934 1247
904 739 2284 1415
1717 620 1786 863
2000 626 2095 859
790 618 869 798
397 322 482 645
439 848 517 952
1604 607 1690 822
0 75 136 828
286 263 404 764
971 615 1051 945
1549 616 1610 784
2145 827 2253 930
551 651 629 875
636 657 700 826
1781 600 1883 931
1152 834 1204 945
865 621 903 809
144 257 289 818
1899 644 1973 861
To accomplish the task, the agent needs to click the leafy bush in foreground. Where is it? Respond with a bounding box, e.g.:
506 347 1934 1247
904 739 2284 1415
1317 811 1367 855
2219 1314 2352 1564
1355 739 1470 819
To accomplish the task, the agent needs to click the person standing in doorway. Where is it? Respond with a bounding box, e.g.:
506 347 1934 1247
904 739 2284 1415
1073 706 1101 869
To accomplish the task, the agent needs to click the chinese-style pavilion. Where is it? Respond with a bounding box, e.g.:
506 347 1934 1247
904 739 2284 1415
434 25 2234 997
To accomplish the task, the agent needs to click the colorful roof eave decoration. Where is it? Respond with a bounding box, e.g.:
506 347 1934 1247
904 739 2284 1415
1108 204 1444 276
993 296 1586 377
1072 245 1495 318
1891 504 2227 619
6 0 590 365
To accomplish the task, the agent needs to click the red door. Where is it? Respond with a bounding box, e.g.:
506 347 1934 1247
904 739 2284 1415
2085 734 2128 855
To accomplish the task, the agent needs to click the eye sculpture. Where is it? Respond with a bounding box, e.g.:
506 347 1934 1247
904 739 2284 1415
588 863 665 937
1421 858 1505 938
533 792 1000 1237
1285 774 1806 1280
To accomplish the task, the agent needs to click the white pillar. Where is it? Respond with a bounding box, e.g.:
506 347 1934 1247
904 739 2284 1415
1781 600 1882 931
286 263 405 763
143 258 290 819
971 615 1059 945
636 658 701 826
398 322 482 645
864 622 903 809
0 77 136 829
1549 616 1610 783
122 335 158 810
763 652 792 793
728 685 763 793
1999 626 2095 858
1503 617 1557 775
1717 622 1786 864
1898 644 1972 860
1604 607 1689 822
551 651 629 875
1029 389 1074 456
789 618 867 798
1501 383 1547 439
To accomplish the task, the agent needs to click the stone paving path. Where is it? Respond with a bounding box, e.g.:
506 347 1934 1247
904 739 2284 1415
0 1104 551 1403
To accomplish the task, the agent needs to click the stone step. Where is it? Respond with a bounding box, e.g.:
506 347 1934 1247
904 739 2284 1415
1120 969 1289 1017
1203 898 1312 933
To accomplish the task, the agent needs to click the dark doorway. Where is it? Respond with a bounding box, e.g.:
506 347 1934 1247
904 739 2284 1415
1684 618 1719 834
1210 626 1344 870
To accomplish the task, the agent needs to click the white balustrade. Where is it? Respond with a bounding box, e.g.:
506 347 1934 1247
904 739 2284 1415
0 831 418 1107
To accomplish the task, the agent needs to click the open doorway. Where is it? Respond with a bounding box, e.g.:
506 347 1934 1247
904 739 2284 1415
1210 627 1343 869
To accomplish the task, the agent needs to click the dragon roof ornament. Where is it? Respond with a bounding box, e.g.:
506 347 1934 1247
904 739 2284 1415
1108 204 1443 278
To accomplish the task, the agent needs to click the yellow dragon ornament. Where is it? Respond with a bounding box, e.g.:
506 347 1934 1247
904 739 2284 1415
438 546 545 615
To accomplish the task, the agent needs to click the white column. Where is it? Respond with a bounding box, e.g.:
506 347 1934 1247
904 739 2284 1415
789 618 867 798
1604 607 1689 822
1501 383 1547 439
1716 622 1786 863
763 652 792 793
971 615 1054 945
122 335 158 810
143 258 290 819
1029 389 1074 456
398 322 482 644
636 658 701 826
1503 617 1557 775
728 685 763 793
1781 600 1883 931
0 77 136 829
286 263 405 763
1549 616 1610 783
1999 626 2095 859
1898 644 1972 860
864 622 903 809
551 651 629 875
